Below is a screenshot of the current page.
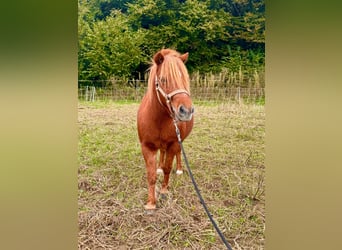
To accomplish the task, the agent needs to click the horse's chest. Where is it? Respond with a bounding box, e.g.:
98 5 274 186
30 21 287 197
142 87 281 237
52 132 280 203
159 126 176 141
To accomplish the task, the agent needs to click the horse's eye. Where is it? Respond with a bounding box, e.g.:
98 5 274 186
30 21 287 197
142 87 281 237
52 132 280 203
160 77 166 84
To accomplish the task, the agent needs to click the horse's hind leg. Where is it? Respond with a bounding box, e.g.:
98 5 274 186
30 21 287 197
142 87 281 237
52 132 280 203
175 151 183 175
141 144 158 210
157 149 165 174
160 153 174 194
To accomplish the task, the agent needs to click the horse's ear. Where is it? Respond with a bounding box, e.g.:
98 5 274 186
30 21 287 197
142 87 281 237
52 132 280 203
180 52 189 63
153 52 164 65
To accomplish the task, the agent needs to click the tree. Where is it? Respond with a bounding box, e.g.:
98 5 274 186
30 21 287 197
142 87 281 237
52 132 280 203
78 9 145 81
126 0 233 73
78 0 265 81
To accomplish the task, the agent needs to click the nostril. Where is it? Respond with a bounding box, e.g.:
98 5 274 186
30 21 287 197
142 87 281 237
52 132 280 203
190 106 194 114
179 105 186 114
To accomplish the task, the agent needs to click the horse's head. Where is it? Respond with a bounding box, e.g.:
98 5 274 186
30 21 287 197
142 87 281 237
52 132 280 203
150 49 194 122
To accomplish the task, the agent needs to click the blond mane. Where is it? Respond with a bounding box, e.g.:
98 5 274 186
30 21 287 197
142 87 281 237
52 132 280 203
146 49 190 100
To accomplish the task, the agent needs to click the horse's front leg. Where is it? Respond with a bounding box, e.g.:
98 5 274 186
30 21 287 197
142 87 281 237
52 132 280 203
175 151 183 175
141 143 158 210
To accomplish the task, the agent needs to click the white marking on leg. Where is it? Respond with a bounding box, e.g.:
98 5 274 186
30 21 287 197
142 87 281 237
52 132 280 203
176 170 183 175
157 168 163 174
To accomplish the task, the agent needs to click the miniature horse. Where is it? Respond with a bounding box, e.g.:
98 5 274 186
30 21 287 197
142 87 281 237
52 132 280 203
137 49 194 210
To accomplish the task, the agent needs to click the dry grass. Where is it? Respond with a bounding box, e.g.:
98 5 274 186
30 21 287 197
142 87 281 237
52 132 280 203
78 100 265 249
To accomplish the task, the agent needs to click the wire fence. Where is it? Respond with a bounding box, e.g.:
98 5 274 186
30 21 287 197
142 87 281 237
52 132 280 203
78 80 265 104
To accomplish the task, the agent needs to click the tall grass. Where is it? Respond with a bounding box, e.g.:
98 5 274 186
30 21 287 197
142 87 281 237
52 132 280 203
78 67 265 104
79 66 264 88
190 68 264 88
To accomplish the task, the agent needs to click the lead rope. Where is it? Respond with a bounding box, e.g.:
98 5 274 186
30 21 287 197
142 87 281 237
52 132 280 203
173 120 233 250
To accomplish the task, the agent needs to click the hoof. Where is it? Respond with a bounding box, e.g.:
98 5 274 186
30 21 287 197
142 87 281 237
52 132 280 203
144 204 156 213
144 209 156 215
176 170 183 175
160 193 167 200
156 168 163 174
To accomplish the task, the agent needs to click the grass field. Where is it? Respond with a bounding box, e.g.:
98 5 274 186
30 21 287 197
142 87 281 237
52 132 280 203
78 100 265 249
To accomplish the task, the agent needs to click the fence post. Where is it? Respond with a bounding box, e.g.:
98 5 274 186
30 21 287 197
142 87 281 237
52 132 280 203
134 78 137 101
85 86 89 101
91 86 96 102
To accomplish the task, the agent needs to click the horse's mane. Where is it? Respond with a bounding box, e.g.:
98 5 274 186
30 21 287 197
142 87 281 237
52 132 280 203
146 49 190 100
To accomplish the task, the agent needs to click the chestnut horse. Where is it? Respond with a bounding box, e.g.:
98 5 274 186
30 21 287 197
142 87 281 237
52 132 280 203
137 49 194 210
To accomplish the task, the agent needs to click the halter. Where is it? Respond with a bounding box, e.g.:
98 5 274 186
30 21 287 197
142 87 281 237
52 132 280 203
155 76 190 120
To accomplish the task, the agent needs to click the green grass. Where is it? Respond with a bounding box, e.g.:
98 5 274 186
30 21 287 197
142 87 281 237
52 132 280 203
78 101 265 249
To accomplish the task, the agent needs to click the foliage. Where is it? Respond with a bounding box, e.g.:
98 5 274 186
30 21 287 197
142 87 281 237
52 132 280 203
78 0 265 82
78 8 145 80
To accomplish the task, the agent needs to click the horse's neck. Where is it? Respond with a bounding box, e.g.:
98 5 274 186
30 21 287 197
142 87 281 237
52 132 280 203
147 91 171 123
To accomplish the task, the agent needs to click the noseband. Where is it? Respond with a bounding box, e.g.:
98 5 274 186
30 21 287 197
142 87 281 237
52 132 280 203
155 76 190 120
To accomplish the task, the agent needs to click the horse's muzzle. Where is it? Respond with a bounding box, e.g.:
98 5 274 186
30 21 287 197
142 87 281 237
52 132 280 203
176 105 194 121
